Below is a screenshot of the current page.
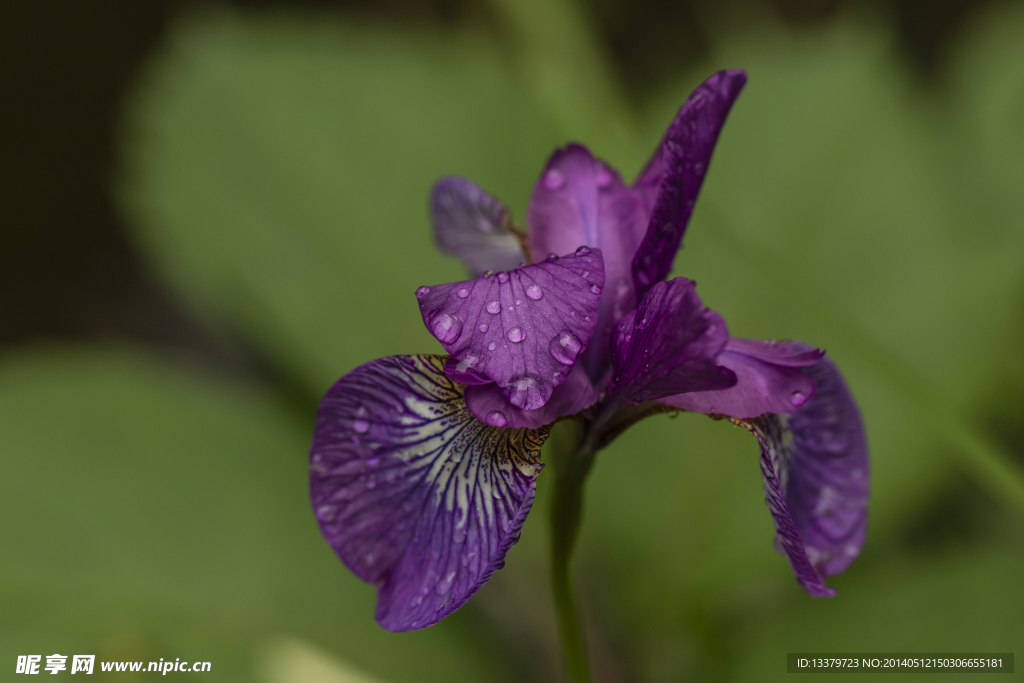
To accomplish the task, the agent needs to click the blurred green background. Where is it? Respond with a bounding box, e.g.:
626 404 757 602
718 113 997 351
3 0 1024 681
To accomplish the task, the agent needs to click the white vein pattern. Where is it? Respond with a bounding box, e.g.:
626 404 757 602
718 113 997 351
310 354 547 630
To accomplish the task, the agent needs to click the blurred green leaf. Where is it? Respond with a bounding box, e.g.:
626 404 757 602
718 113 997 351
123 12 567 397
0 349 518 683
729 547 1024 683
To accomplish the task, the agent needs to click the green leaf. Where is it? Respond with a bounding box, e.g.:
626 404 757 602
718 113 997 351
0 349 518 683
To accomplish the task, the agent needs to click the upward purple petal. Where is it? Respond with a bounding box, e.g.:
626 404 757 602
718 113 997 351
632 70 747 302
526 145 649 383
661 338 824 418
416 251 605 410
432 177 526 276
734 350 869 596
608 277 736 407
310 355 548 631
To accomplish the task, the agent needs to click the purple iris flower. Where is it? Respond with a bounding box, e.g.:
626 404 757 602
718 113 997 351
310 70 869 632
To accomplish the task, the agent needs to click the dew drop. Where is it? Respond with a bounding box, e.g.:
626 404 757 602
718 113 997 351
486 410 508 427
544 168 565 190
575 246 591 256
415 286 430 298
515 299 521 305
483 270 494 277
791 391 807 406
486 300 501 314
436 570 457 596
589 283 602 295
547 253 559 261
506 327 526 343
584 315 591 322
497 272 510 284
526 284 542 300
353 406 370 433
550 331 582 365
457 288 470 298
488 342 497 351
431 313 462 343
478 323 488 333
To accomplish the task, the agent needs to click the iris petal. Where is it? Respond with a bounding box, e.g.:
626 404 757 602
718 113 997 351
631 70 748 302
310 355 548 631
431 177 526 276
417 251 605 410
608 277 736 406
464 363 599 430
733 351 869 596
526 144 648 382
661 338 823 418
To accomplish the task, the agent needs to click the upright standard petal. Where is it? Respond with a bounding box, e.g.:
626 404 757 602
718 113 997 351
310 355 548 631
608 277 736 407
432 177 526 276
661 338 824 418
632 70 748 301
526 144 649 382
464 363 599 430
733 351 869 596
416 250 605 410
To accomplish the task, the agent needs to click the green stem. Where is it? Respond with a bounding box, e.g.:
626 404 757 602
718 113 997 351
548 419 596 683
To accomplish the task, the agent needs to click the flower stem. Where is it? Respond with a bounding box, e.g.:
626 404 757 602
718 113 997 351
548 418 595 683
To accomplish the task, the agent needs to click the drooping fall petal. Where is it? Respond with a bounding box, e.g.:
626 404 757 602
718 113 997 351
733 350 869 596
661 338 823 418
310 355 548 631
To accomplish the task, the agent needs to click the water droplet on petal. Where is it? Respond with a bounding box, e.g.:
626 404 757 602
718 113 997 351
431 313 463 343
488 342 497 351
589 283 602 295
517 261 526 268
544 168 565 190
457 288 470 298
486 410 507 427
526 284 542 300
791 391 807 406
575 246 591 256
584 315 591 322
547 253 559 261
415 286 430 298
550 331 582 365
497 272 510 284
515 299 521 305
478 323 488 333
353 406 370 433
436 570 457 595
507 327 525 343
486 300 501 314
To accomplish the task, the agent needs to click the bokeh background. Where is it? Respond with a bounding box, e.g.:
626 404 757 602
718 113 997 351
3 0 1024 681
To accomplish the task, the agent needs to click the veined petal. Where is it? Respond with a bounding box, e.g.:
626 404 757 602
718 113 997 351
431 177 526 276
310 355 548 632
608 277 736 406
526 144 648 382
416 251 605 410
661 338 824 418
631 70 747 302
734 352 869 596
464 363 599 430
